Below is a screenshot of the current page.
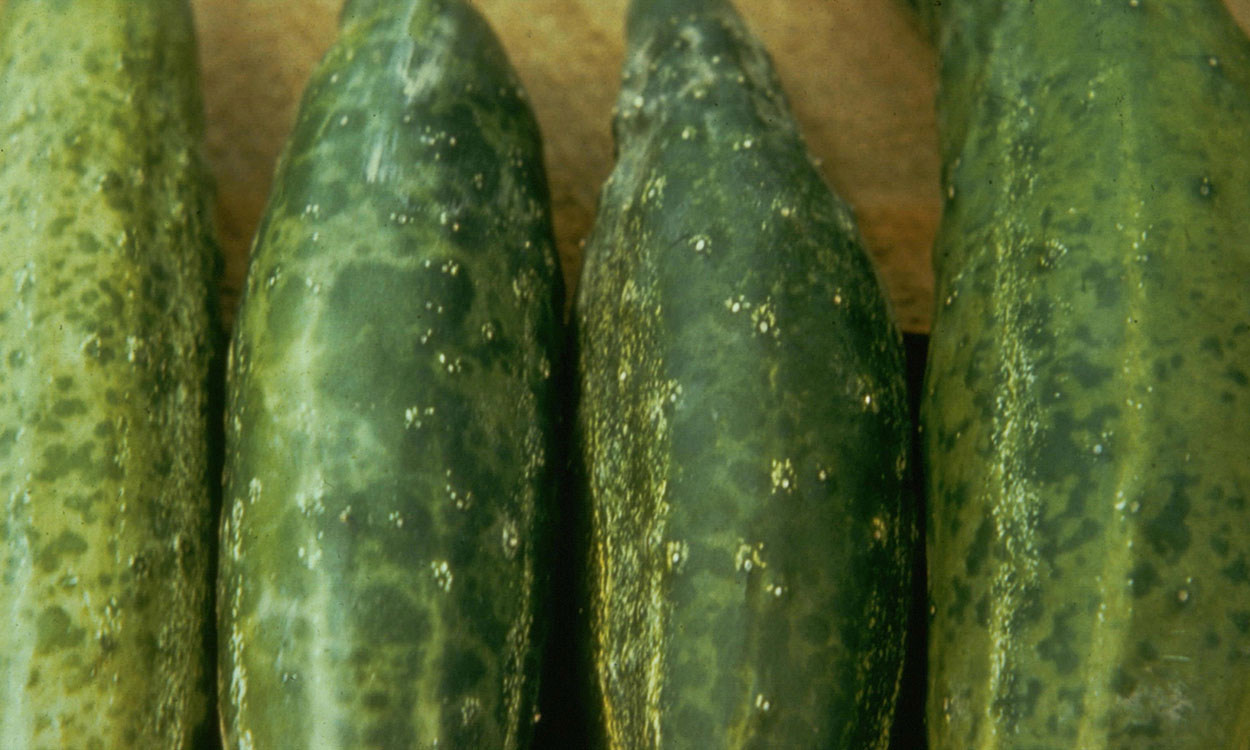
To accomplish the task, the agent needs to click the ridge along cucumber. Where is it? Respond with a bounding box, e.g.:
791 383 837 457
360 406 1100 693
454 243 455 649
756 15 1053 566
217 0 564 748
922 1 1250 748
0 1 221 747
573 0 915 747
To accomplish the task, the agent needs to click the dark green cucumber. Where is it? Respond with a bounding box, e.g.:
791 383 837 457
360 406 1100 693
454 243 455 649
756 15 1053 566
217 0 563 747
0 1 220 747
923 1 1250 747
574 0 913 746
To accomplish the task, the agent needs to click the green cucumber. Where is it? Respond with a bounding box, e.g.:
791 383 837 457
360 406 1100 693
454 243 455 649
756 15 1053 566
574 0 914 746
0 1 220 747
923 1 1250 747
217 0 563 747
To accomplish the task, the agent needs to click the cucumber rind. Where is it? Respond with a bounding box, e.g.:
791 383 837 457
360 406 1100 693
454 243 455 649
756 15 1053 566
218 1 563 748
576 1 915 747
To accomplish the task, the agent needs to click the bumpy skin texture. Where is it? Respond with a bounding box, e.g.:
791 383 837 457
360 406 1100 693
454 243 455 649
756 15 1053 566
217 1 563 748
575 0 914 747
923 1 1250 748
0 1 220 748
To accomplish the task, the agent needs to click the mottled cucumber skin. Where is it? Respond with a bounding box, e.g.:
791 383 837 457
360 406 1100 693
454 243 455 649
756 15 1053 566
923 1 1250 748
575 0 914 747
217 1 563 748
0 1 220 748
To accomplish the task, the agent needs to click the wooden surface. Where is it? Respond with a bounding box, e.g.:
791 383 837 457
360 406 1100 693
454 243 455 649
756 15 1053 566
9 1 1250 332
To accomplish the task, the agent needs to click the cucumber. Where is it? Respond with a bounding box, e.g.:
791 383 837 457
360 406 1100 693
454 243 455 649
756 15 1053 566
217 0 563 747
0 1 220 747
922 1 1250 747
573 0 914 746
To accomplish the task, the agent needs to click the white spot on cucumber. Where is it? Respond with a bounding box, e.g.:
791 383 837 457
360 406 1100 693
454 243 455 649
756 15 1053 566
665 540 688 572
751 301 777 337
431 560 454 592
502 519 520 558
871 516 887 542
735 541 766 572
769 458 795 494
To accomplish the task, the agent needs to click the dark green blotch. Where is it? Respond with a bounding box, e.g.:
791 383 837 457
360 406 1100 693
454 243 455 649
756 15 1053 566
1152 357 1170 382
949 577 972 623
361 691 389 710
965 517 993 576
36 605 85 654
974 594 990 628
1225 366 1248 387
77 231 102 255
1036 608 1080 674
797 612 831 643
440 647 487 697
52 399 87 418
1056 517 1100 554
1229 610 1250 634
48 215 73 236
1221 555 1250 584
1029 411 1081 484
35 442 94 481
36 530 89 573
1143 477 1192 559
0 427 17 459
1068 355 1114 389
362 716 416 749
992 677 1043 727
1128 561 1159 598
354 586 429 646
1110 667 1135 696
1056 686 1085 726
1210 535 1231 557
1201 335 1224 358
670 702 715 742
1079 261 1122 308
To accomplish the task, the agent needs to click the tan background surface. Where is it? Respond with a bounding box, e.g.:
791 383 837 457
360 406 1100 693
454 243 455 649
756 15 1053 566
10 1 1250 332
